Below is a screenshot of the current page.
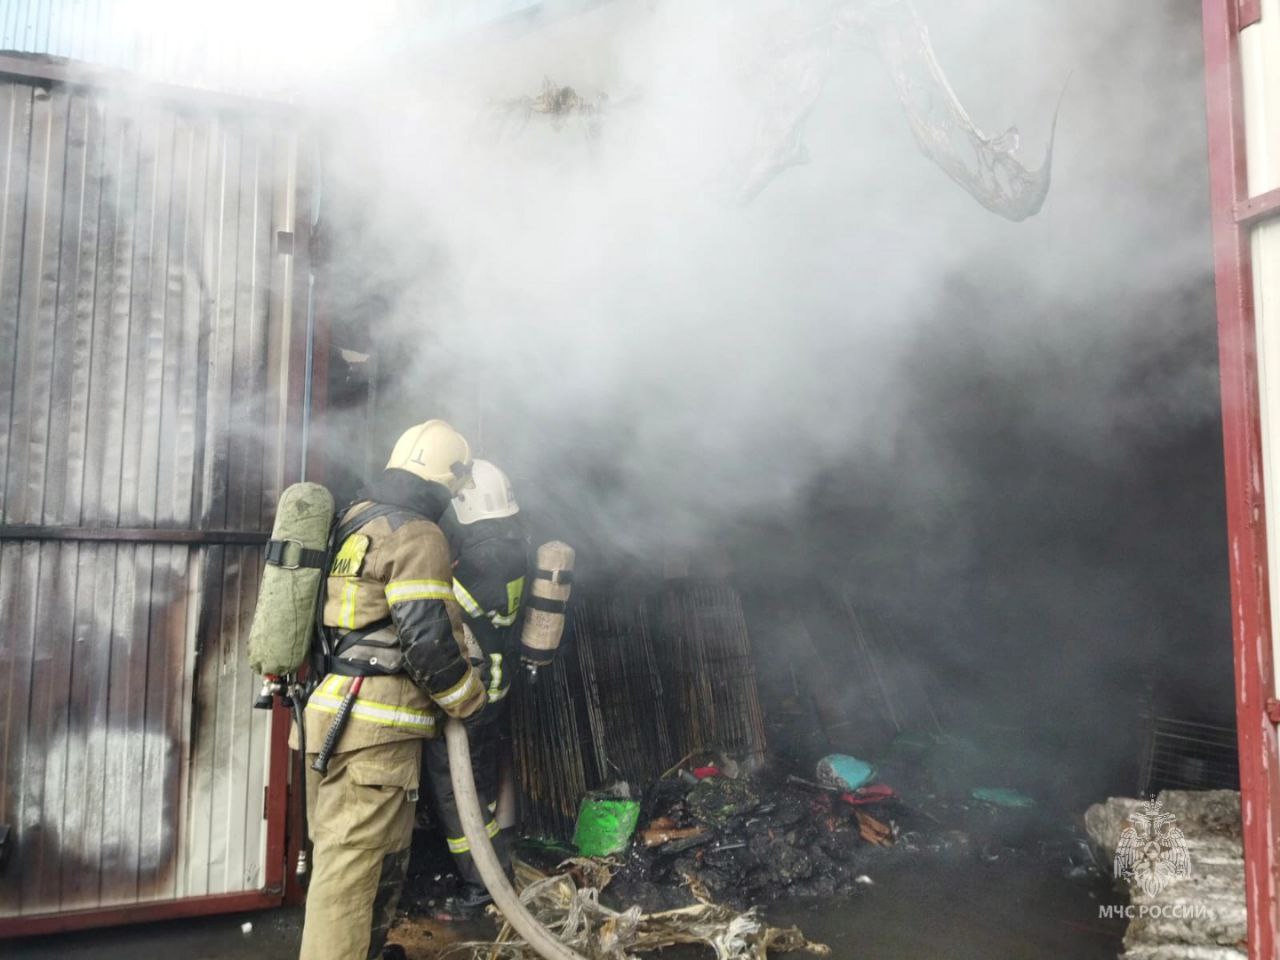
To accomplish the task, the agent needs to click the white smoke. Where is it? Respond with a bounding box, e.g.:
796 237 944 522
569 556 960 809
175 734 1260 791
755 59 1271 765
303 0 1212 573
56 0 1225 803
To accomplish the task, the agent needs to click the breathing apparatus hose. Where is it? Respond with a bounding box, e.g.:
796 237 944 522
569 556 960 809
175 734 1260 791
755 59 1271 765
292 693 311 882
444 718 588 960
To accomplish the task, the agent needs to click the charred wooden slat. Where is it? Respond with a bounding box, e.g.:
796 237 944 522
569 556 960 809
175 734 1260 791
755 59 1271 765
511 580 766 841
660 581 767 766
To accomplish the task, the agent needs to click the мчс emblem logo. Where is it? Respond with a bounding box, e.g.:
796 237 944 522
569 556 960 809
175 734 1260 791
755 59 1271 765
1114 797 1191 896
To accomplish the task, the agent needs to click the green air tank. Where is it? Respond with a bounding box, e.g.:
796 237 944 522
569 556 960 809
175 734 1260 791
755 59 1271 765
247 481 336 677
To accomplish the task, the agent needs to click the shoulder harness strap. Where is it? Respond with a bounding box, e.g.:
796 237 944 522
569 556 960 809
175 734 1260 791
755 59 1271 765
312 501 433 680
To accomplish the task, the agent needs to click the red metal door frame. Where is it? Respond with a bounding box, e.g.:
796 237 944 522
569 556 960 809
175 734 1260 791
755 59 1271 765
1203 2 1280 958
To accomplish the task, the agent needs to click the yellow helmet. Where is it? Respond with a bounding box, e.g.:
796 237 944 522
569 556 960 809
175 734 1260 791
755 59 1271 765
385 420 474 494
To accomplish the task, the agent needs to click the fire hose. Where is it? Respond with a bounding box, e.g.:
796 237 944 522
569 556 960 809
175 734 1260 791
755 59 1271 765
444 718 588 960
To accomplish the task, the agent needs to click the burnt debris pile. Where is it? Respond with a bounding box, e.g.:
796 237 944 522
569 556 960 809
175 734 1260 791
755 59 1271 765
607 765 905 909
503 578 1101 914
592 749 1100 912
509 736 1103 918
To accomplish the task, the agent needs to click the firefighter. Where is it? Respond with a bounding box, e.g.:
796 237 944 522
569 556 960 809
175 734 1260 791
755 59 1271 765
295 419 491 960
426 459 529 918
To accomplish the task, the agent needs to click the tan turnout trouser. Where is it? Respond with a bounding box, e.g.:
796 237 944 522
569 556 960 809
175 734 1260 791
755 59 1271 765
299 738 422 960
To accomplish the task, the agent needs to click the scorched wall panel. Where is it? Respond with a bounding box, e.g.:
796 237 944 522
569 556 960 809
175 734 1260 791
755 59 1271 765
0 75 302 922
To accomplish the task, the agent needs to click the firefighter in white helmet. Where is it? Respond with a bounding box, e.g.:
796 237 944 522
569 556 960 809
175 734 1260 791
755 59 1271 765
426 459 529 918
294 419 494 960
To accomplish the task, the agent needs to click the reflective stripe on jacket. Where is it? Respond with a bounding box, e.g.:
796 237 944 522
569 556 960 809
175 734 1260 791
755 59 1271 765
293 674 441 750
322 501 484 718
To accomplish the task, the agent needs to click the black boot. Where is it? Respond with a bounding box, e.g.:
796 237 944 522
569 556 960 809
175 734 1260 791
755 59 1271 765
434 883 493 921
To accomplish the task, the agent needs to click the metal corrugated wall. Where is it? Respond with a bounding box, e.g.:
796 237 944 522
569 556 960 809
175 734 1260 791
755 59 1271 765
0 74 302 920
0 0 281 96
0 0 577 99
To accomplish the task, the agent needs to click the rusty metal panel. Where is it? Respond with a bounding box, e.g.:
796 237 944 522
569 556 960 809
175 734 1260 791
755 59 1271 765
1203 0 1280 955
0 76 300 921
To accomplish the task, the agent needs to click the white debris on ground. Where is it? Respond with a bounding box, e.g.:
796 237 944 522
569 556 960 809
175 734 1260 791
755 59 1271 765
445 870 830 960
1084 790 1245 960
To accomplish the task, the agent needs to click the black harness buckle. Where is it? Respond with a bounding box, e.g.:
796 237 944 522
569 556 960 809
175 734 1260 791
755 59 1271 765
265 538 327 570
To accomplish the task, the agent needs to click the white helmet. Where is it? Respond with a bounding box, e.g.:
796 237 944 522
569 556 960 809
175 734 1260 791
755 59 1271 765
385 419 474 494
451 459 519 524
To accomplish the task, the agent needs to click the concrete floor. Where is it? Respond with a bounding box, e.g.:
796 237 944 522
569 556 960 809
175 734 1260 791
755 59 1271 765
766 859 1124 960
1 858 1124 960
0 907 499 960
0 907 308 960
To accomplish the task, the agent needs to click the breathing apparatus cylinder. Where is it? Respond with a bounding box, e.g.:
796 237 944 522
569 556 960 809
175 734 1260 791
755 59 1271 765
520 541 575 669
246 482 336 679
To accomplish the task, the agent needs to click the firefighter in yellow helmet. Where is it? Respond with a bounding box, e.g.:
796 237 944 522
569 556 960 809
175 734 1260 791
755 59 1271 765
294 419 492 960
